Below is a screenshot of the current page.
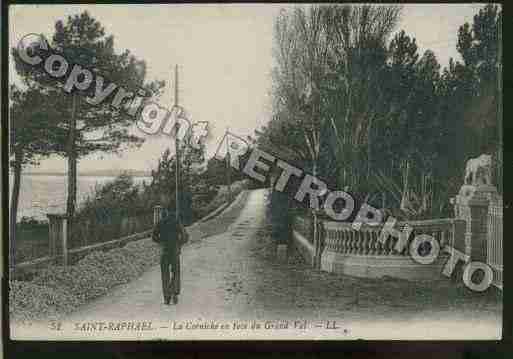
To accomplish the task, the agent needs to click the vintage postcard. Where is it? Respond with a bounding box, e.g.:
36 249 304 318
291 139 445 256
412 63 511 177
7 3 502 341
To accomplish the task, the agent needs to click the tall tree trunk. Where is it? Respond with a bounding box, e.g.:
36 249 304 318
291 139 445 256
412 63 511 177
312 161 321 269
366 116 374 180
400 158 410 215
9 148 23 271
66 93 78 239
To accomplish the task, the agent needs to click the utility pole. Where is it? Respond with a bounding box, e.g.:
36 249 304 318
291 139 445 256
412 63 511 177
174 64 180 223
226 128 232 201
497 15 502 194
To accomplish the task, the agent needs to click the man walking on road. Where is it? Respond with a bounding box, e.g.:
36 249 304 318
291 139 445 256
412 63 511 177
152 195 189 305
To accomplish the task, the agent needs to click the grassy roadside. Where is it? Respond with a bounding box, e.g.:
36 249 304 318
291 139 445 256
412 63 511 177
10 239 161 323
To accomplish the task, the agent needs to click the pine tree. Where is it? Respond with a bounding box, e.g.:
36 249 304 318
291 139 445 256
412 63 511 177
11 11 164 237
9 84 65 269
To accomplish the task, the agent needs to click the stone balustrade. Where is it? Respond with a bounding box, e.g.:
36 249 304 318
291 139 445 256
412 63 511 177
323 218 464 257
290 215 466 280
289 155 502 284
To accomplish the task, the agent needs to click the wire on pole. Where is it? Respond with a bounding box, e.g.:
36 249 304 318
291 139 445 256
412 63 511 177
174 64 180 223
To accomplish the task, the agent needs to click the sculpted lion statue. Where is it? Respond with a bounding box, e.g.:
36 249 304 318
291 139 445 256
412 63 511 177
464 154 492 186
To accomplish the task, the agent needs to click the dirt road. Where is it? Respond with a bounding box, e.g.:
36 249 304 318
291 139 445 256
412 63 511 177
63 189 269 323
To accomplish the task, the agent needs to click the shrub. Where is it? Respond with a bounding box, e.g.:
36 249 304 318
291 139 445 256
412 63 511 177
194 180 249 219
79 173 149 219
70 174 155 248
9 280 80 322
15 218 50 262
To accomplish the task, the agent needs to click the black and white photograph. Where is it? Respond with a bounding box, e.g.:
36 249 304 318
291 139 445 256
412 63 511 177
6 3 503 341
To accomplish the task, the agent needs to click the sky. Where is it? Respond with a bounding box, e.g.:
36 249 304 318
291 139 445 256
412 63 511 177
9 3 488 173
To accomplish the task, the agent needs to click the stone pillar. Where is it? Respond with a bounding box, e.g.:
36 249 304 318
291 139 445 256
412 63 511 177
153 205 163 226
452 184 499 262
47 213 68 266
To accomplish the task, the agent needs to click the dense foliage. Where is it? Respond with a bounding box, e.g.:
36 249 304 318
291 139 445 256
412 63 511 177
259 4 501 219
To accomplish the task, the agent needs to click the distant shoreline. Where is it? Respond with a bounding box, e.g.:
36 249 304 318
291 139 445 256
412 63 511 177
23 172 151 178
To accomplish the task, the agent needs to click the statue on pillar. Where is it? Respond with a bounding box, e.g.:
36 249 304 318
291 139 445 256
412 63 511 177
464 154 492 186
452 154 499 261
